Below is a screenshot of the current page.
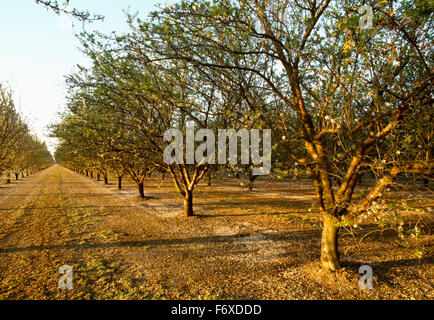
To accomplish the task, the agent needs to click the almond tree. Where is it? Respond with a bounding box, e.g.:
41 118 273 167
57 31 213 215
142 0 432 270
35 0 103 21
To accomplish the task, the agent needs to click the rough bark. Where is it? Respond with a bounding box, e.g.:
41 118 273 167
320 213 341 271
184 190 194 217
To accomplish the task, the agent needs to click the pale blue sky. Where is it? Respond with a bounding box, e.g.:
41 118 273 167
0 0 170 154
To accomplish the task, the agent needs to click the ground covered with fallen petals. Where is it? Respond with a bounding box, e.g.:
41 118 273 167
0 165 432 299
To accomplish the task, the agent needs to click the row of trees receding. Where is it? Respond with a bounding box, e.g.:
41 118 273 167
0 84 54 180
52 0 433 271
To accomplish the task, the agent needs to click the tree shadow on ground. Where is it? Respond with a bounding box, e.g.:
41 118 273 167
341 257 433 271
341 256 433 286
0 205 144 211
0 229 321 254
0 192 112 197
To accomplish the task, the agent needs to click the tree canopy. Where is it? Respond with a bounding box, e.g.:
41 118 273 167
0 83 54 178
52 0 433 271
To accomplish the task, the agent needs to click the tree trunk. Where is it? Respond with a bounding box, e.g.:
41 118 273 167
6 173 11 184
207 170 212 186
138 182 145 198
184 190 194 217
247 171 256 191
104 174 108 184
21 172 24 178
85 170 88 177
15 173 19 180
90 171 93 178
320 214 341 271
118 176 122 190
97 173 100 181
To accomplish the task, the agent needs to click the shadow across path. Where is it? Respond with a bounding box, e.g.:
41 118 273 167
0 230 321 254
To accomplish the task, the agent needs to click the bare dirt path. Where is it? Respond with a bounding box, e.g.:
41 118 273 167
0 165 432 299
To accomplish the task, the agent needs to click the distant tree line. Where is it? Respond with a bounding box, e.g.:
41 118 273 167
0 84 54 181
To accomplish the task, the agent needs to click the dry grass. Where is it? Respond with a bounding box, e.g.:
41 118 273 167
0 166 432 300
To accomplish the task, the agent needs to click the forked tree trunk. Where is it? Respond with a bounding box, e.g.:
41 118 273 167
320 214 340 271
184 190 194 217
118 175 122 190
138 182 145 198
15 173 19 180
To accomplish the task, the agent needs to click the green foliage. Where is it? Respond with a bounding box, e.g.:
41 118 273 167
50 0 432 267
0 83 54 176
